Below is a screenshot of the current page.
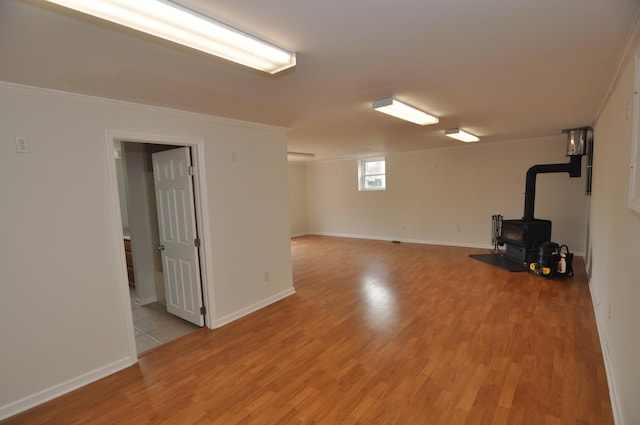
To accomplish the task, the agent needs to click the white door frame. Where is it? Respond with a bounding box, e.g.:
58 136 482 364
104 130 215 361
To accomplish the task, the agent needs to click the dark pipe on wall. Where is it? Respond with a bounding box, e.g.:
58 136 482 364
523 155 582 221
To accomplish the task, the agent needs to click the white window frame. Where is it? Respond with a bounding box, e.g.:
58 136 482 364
358 157 386 191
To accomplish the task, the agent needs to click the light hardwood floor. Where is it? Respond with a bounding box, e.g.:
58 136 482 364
3 236 612 424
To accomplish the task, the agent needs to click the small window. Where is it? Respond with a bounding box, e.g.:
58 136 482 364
358 158 386 191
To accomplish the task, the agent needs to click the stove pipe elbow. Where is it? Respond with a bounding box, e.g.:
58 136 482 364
523 155 582 221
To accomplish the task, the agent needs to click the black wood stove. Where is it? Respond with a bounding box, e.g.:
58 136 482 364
496 128 590 264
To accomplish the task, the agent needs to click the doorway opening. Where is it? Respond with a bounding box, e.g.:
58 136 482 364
113 139 208 355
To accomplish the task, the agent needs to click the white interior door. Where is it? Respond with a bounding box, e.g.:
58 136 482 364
152 147 204 326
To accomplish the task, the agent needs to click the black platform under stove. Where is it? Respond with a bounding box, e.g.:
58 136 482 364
469 253 529 272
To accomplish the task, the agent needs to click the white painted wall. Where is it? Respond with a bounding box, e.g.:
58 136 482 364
306 137 589 252
288 163 309 236
589 36 640 424
0 82 294 418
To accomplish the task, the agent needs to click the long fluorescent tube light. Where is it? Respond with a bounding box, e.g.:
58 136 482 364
444 128 480 143
287 151 315 158
45 0 296 74
372 97 439 125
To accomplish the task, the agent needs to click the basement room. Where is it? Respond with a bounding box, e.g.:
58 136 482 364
1 0 639 424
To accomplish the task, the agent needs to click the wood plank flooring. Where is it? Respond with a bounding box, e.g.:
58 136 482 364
3 236 613 424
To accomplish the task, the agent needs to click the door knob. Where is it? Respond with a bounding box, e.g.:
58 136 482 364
157 245 165 251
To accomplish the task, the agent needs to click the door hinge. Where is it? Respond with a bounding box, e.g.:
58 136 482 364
200 306 206 315
194 238 201 247
188 166 195 176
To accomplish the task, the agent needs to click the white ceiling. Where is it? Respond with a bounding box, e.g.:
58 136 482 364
1 0 638 161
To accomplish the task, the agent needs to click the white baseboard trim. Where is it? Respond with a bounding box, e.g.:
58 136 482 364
306 232 587 256
136 295 158 306
308 231 493 249
587 281 622 425
0 356 135 420
290 232 309 238
214 287 296 328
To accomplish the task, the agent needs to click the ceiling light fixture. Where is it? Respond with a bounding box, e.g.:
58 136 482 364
372 97 439 125
45 0 297 74
444 128 480 143
287 151 315 158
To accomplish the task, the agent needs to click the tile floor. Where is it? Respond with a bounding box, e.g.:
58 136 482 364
130 287 201 355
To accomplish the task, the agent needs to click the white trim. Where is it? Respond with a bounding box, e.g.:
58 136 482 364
104 132 216 341
105 130 204 150
588 281 622 425
214 288 296 328
0 357 134 420
593 10 640 127
306 232 586 256
135 295 158 306
290 232 310 238
304 134 567 165
309 231 492 249
358 157 386 191
629 47 640 213
103 136 139 362
190 141 216 329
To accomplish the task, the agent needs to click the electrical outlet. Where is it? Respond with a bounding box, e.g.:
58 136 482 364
15 136 30 153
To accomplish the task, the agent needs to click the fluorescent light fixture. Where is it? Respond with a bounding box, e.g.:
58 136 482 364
444 128 480 143
372 97 439 125
45 0 296 74
287 151 315 158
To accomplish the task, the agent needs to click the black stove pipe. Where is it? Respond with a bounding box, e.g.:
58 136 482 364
523 155 582 221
